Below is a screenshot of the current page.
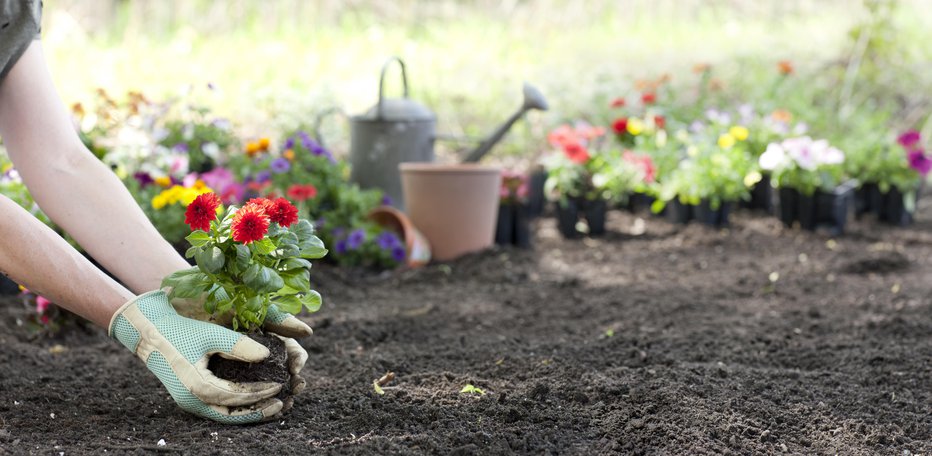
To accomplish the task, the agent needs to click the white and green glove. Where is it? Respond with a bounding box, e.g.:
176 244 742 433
109 290 287 424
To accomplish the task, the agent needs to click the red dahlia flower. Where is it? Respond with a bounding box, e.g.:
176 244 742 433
641 92 656 105
268 197 299 227
654 115 666 129
231 204 270 244
563 142 590 165
612 118 628 134
286 184 318 202
185 192 221 232
245 197 275 215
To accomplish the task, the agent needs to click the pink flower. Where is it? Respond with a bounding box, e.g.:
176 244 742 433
908 149 932 176
898 130 921 149
36 296 51 314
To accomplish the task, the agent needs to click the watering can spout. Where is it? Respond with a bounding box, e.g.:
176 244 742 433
462 82 548 163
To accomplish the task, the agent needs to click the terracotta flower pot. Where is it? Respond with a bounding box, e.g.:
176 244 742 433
368 205 432 268
399 163 502 261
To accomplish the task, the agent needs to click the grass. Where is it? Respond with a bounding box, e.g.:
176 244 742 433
40 0 932 165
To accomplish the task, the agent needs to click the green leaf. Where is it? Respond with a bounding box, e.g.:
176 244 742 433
246 296 262 312
185 246 198 259
169 272 212 298
273 295 302 315
185 230 212 247
290 219 315 241
235 244 251 270
161 267 201 290
244 264 284 293
195 246 225 274
280 258 312 271
278 243 300 258
216 294 235 314
252 238 277 255
460 384 485 395
300 290 322 313
299 235 328 259
279 232 299 245
282 270 310 292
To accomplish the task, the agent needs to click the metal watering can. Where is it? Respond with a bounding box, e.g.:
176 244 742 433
348 56 548 208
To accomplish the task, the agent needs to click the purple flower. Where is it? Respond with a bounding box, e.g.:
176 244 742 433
315 217 326 229
334 239 348 254
331 227 345 238
284 136 296 150
898 130 921 149
255 170 272 183
172 143 189 153
375 231 401 250
346 229 366 250
270 157 291 174
391 246 406 263
381 195 393 207
908 149 932 176
133 172 154 187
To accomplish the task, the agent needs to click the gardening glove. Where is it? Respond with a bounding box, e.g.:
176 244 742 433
170 295 311 411
109 290 284 424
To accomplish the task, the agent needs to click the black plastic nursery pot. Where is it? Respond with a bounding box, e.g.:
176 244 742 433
666 199 694 225
527 169 548 217
743 174 774 213
0 274 20 296
778 181 856 235
694 200 733 227
856 183 919 226
855 183 881 218
495 203 532 248
555 199 580 238
583 199 607 236
625 192 657 214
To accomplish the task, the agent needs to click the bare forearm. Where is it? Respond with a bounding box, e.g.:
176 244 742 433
0 42 188 294
0 195 133 327
19 149 190 293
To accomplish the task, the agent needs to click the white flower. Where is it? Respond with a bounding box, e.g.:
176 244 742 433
783 137 818 170
820 146 845 165
759 143 789 171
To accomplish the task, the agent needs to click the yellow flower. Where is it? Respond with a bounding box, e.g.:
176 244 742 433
1 163 12 174
626 118 644 136
718 133 736 150
744 171 763 187
283 149 295 161
258 137 271 150
179 188 199 205
729 126 749 141
154 176 172 187
192 179 208 191
151 194 168 210
245 142 260 155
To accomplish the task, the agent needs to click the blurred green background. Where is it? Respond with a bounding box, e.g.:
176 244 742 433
42 0 932 164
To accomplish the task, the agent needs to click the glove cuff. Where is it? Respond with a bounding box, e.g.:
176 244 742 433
108 289 174 356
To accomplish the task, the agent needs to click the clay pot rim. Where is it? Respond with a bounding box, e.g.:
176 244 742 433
399 163 501 175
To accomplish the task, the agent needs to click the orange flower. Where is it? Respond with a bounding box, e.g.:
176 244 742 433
283 149 295 161
245 141 260 156
778 60 794 75
771 109 792 123
258 137 271 151
693 63 711 74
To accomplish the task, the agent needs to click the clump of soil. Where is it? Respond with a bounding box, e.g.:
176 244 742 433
208 332 292 402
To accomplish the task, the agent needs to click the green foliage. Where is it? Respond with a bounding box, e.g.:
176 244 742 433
162 207 327 333
460 384 486 396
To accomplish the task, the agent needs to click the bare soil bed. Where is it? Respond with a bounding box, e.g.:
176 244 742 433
1 206 931 455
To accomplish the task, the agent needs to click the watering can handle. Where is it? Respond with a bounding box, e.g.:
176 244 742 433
376 56 409 120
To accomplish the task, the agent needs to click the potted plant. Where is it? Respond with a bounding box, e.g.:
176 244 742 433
759 136 851 233
544 124 643 238
853 130 928 225
651 125 756 227
162 193 327 409
496 170 532 248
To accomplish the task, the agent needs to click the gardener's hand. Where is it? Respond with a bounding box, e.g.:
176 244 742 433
171 295 311 412
109 290 284 424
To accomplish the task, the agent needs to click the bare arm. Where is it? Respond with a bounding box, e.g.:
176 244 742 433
0 41 189 298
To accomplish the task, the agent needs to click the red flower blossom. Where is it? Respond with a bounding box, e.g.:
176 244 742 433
612 117 628 134
184 192 221 232
245 197 275 215
610 97 626 108
777 60 794 75
623 151 656 183
641 92 656 105
563 142 590 164
286 184 318 202
267 198 299 227
654 115 666 129
231 204 270 244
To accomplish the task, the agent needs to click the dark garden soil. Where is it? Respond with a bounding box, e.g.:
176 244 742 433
209 333 292 403
2 204 932 455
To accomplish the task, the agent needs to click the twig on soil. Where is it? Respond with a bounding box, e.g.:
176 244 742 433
372 372 395 395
